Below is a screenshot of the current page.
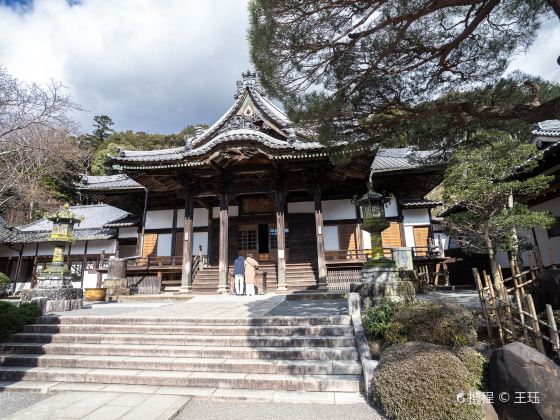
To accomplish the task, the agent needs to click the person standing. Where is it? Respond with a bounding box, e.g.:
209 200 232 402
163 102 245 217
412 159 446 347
244 253 259 296
233 255 245 295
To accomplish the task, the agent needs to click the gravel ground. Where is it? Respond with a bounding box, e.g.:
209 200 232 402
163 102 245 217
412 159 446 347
0 391 49 418
175 400 383 420
264 299 347 317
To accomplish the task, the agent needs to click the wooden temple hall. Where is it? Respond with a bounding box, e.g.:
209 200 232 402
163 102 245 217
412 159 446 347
1 72 445 293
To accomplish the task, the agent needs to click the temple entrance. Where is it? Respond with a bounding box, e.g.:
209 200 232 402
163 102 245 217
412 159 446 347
237 223 288 262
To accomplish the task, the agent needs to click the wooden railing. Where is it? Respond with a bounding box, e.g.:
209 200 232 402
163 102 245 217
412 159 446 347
325 249 369 261
324 246 443 262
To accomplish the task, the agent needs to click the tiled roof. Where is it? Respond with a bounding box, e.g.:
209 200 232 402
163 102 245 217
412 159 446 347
0 204 131 244
19 204 131 232
79 174 143 190
370 148 442 174
114 129 325 163
400 199 442 209
532 120 560 137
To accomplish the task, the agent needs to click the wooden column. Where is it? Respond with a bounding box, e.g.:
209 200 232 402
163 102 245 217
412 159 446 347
276 190 287 291
355 204 364 254
170 206 178 257
217 192 229 293
180 190 194 291
314 189 328 289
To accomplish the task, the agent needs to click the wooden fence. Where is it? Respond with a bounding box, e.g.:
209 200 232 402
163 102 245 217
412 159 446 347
473 260 560 359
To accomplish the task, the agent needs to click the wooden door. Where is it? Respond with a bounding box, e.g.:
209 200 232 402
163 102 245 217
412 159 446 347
237 224 258 259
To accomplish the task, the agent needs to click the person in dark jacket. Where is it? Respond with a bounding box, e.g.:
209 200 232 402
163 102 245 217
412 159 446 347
233 255 246 295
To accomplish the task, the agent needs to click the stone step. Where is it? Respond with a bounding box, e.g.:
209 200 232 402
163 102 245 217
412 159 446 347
35 315 351 326
0 366 362 392
0 380 366 404
0 343 359 360
10 333 356 348
23 323 353 336
0 355 362 375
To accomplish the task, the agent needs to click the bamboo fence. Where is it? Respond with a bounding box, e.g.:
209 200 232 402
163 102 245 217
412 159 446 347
473 258 560 359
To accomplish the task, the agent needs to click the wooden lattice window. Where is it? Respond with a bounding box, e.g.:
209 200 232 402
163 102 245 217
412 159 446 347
238 230 257 250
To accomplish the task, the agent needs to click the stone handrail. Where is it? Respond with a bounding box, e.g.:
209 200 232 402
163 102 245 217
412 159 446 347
347 292 378 398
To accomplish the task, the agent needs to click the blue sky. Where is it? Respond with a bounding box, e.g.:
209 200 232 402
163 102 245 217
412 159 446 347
0 0 558 135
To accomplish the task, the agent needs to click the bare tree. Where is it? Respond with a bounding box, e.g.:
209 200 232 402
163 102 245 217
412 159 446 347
0 67 86 223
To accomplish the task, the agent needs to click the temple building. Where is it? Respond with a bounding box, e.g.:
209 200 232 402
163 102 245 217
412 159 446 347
0 72 444 293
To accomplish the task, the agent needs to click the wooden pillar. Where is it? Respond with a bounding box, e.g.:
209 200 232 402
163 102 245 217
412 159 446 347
181 190 194 291
314 189 328 289
276 189 287 291
217 191 229 293
355 204 364 256
170 206 178 257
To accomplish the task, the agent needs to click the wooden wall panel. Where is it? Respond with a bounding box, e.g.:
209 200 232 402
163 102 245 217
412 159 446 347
338 224 358 251
142 233 158 258
413 226 430 255
381 222 403 257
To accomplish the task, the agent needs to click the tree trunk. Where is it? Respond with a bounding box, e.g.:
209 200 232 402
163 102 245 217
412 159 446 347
485 232 503 297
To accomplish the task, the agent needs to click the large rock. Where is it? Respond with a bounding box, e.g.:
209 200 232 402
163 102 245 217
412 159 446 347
488 342 560 420
533 268 560 312
351 270 415 311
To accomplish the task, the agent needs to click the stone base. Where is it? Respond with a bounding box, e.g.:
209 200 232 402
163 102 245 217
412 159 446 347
102 278 130 297
20 288 83 315
352 267 416 310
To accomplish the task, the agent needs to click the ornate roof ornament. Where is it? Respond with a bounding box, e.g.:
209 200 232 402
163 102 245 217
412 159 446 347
234 70 264 99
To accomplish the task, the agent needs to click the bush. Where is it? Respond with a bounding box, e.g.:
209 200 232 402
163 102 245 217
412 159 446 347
373 342 484 420
362 300 403 338
0 301 41 340
385 300 477 347
454 346 486 390
0 272 10 297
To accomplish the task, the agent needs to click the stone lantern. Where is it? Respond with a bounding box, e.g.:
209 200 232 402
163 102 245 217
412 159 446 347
352 189 416 307
354 190 391 263
20 204 84 313
37 204 82 288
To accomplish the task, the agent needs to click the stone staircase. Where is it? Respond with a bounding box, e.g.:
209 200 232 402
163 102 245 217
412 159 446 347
0 315 364 401
190 266 220 294
286 262 319 291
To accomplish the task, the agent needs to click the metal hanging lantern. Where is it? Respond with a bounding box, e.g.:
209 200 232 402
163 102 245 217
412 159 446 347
354 191 390 234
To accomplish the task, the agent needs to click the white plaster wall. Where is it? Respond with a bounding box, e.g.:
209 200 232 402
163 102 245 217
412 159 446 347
323 200 355 220
192 232 208 255
288 201 314 214
145 210 174 229
402 209 431 225
384 195 399 218
82 272 100 288
323 225 339 250
86 240 117 255
37 243 56 256
362 230 372 250
119 245 137 258
14 282 31 293
403 225 415 247
70 241 86 255
22 244 37 257
212 206 239 218
0 245 19 257
433 232 450 251
118 227 138 238
176 208 209 228
156 233 172 256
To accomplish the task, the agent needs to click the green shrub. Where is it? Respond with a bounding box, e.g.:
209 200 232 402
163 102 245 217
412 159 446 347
386 300 477 347
373 342 484 420
362 300 403 338
453 346 485 390
0 272 9 287
0 301 41 340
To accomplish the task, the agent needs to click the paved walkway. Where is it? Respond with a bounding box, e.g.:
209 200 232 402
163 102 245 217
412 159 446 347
3 391 381 420
50 294 351 319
